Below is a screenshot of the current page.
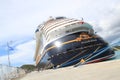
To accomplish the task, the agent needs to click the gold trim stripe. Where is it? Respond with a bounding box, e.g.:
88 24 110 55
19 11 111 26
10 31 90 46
45 39 77 52
45 33 95 52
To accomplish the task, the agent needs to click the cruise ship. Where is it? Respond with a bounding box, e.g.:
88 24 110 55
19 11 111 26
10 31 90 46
34 17 115 69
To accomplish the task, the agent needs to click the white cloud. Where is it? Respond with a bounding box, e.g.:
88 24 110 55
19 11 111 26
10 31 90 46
0 40 35 67
97 4 120 42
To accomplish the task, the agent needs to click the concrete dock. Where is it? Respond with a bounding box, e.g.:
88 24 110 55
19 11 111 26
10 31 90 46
18 59 120 80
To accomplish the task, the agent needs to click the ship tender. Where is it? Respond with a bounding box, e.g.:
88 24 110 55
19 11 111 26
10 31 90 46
34 17 115 69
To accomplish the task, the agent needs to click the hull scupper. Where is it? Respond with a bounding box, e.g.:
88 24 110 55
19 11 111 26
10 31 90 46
34 17 115 69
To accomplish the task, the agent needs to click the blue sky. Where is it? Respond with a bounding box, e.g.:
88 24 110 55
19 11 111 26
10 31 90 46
0 0 120 67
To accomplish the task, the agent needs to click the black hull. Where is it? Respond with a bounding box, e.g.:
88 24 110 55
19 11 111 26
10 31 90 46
38 32 115 69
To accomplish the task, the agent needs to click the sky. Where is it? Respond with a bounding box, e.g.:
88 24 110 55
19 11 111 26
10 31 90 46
0 0 120 67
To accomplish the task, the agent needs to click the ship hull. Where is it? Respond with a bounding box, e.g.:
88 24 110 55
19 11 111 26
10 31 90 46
38 32 115 69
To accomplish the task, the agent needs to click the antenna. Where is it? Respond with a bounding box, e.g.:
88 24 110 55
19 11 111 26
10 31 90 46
81 17 84 21
79 17 84 24
7 41 13 66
